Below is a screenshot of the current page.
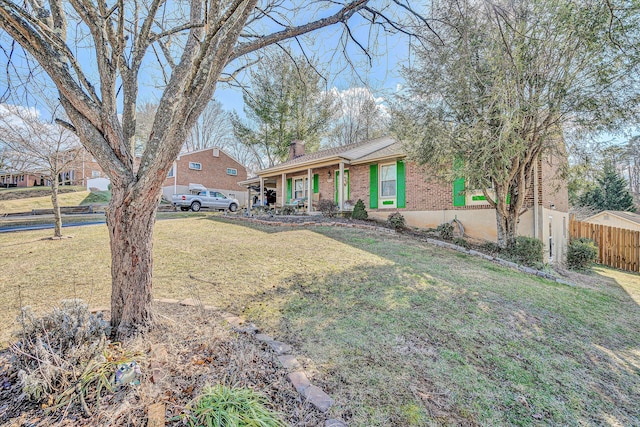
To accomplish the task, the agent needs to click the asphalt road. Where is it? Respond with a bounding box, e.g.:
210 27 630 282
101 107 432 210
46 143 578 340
0 220 107 233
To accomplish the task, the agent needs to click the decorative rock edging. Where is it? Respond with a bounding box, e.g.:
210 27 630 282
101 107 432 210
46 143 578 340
221 313 347 426
223 215 396 234
141 300 347 425
422 237 575 286
222 216 575 287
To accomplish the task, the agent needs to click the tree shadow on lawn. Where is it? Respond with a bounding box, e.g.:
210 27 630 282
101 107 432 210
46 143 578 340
236 225 640 427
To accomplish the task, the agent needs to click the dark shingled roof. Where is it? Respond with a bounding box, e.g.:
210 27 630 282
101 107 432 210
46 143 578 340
257 136 400 174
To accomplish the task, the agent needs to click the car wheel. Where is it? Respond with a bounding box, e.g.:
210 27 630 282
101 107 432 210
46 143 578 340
190 201 201 212
229 203 238 212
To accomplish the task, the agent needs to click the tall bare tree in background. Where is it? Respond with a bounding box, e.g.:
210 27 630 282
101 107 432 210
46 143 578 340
0 104 81 237
0 0 425 337
327 86 387 147
185 100 233 152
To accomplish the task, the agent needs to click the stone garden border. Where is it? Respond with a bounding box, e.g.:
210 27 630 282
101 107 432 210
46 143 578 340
147 298 348 427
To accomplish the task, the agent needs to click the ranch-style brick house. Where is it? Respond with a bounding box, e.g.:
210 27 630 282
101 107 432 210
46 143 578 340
0 147 106 188
242 136 569 263
162 147 249 205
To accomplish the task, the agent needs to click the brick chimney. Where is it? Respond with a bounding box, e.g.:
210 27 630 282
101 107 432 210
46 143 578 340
288 140 305 160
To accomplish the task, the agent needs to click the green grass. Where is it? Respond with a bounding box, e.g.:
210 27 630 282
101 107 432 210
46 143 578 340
0 216 638 426
79 190 111 204
0 191 92 214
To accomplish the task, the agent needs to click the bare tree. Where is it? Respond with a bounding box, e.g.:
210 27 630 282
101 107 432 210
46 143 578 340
0 104 81 237
0 0 425 337
185 100 233 152
327 86 388 147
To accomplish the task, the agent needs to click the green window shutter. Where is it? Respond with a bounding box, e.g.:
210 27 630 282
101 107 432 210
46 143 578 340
397 160 406 208
313 174 319 193
369 164 378 209
453 178 465 206
287 178 292 203
453 157 465 207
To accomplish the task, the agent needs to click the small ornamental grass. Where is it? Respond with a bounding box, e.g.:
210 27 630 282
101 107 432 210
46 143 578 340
184 384 285 427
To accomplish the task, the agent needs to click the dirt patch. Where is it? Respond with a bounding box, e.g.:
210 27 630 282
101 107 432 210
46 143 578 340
0 303 324 426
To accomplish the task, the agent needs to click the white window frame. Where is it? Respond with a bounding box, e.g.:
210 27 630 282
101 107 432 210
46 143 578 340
189 162 202 170
91 170 100 178
379 162 397 208
167 166 174 178
227 167 238 176
293 177 308 200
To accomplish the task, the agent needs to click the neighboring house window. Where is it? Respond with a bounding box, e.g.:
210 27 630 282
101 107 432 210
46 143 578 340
227 168 237 176
189 162 202 170
167 166 174 178
92 170 100 178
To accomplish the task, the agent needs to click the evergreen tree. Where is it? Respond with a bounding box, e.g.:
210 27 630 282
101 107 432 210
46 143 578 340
578 163 636 212
231 52 333 168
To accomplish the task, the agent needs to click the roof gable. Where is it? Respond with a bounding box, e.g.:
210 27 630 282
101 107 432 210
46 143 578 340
585 210 640 225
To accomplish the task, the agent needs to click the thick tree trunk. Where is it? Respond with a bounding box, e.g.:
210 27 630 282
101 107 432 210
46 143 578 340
495 202 518 249
106 182 162 338
50 178 62 238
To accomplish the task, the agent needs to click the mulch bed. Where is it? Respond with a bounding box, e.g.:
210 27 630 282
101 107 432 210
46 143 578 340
0 303 324 426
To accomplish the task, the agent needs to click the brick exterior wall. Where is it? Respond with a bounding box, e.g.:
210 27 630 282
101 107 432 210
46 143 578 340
269 153 567 216
162 148 248 193
65 148 105 186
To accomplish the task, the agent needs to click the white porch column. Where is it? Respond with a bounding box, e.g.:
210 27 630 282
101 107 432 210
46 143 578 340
247 188 251 209
307 168 313 213
173 161 177 195
259 177 265 205
281 173 287 205
338 161 345 211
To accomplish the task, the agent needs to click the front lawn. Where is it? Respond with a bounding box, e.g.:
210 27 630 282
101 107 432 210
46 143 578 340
0 216 638 426
0 189 101 214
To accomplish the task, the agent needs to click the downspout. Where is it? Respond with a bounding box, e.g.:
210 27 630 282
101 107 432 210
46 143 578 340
533 161 539 239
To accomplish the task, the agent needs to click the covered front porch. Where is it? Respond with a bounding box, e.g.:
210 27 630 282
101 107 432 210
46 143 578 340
239 160 352 214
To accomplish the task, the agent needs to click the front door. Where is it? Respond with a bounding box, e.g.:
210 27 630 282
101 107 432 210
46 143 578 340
335 169 350 205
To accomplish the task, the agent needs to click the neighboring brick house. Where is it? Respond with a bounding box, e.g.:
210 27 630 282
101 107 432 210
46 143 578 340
243 137 569 263
0 170 43 187
64 147 106 187
161 147 249 206
0 147 105 188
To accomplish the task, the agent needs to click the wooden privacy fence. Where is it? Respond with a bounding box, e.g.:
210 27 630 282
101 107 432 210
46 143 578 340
569 217 640 273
